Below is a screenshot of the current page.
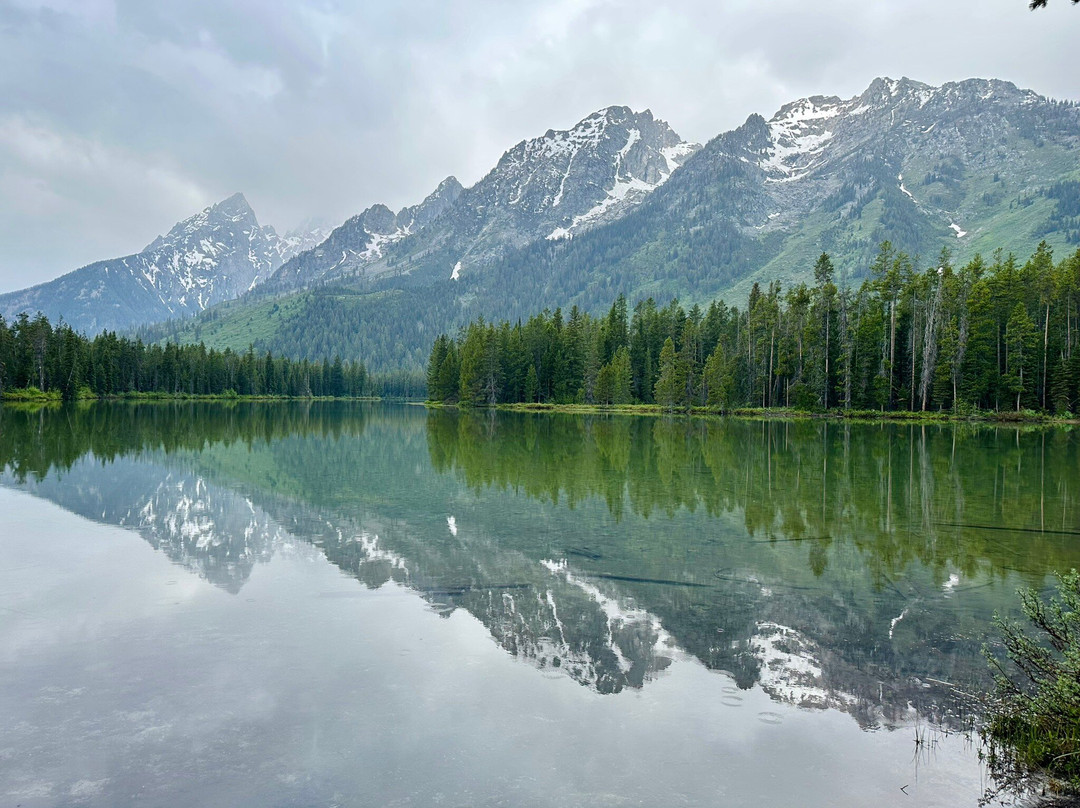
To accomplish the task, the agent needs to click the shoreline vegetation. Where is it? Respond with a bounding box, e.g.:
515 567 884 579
984 570 1080 802
426 399 1080 425
3 392 1072 425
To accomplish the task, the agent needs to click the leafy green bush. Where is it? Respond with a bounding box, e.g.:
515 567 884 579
983 570 1080 798
1 386 61 402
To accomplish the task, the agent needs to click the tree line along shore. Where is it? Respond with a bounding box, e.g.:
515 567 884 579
427 242 1080 419
0 313 368 401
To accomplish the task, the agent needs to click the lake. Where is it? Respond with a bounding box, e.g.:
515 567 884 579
2 402 1078 807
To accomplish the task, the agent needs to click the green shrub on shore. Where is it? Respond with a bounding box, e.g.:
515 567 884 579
983 570 1080 799
1 386 61 402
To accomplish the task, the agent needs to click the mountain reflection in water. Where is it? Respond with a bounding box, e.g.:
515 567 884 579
3 402 1078 729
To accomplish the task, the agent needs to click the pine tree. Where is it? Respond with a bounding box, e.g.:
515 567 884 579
813 252 836 408
525 364 539 403
654 338 681 410
427 335 449 400
436 344 460 402
703 345 736 410
609 347 633 405
1005 303 1037 411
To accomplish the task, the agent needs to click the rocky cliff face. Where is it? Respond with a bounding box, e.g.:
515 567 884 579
414 106 697 281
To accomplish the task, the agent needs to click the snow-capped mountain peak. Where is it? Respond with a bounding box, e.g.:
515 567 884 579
144 192 257 253
0 193 309 332
489 105 695 216
752 75 1058 187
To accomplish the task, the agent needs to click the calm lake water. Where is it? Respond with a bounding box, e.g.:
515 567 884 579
2 402 1078 807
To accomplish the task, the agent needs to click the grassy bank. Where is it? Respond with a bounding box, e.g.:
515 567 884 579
1 386 63 402
425 400 1076 426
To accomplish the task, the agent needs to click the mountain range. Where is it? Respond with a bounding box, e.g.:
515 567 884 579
2 76 1078 369
261 105 698 293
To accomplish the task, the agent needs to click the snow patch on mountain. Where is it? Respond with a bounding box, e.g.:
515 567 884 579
761 98 840 181
534 109 609 160
546 121 697 240
661 141 698 174
360 230 407 261
898 174 915 201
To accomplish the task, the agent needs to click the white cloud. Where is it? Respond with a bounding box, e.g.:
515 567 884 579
133 29 285 104
6 0 116 23
0 116 207 291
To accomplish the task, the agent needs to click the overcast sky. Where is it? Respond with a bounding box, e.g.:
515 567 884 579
0 0 1076 292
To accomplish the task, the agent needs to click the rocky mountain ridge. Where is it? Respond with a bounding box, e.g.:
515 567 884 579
471 76 1080 311
147 76 1080 373
265 176 466 291
263 106 699 291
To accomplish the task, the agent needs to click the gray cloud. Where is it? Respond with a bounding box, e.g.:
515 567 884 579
0 0 1075 292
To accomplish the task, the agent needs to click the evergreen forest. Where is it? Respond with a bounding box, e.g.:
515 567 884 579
0 312 368 400
428 242 1080 414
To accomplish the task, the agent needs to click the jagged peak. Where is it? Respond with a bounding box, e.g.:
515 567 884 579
215 191 251 211
503 104 683 166
397 176 465 231
344 203 396 231
594 104 641 122
186 192 257 227
846 75 1050 115
937 77 1040 103
766 78 934 125
433 175 463 195
143 193 259 253
861 76 932 98
418 176 464 208
725 112 771 150
588 105 674 133
769 95 845 123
